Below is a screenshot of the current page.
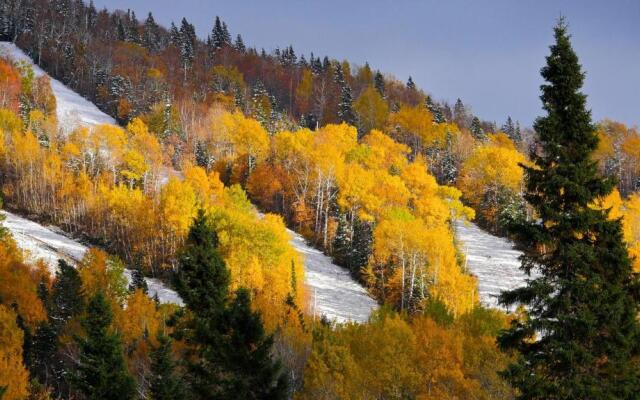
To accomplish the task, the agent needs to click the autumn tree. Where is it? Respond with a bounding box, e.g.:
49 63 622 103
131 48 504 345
0 305 29 400
499 19 640 398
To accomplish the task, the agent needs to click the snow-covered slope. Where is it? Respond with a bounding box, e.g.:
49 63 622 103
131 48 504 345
0 42 116 133
2 211 183 305
455 220 531 308
288 230 377 323
0 40 378 321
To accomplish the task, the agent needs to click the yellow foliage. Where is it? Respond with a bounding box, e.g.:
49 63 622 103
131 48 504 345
160 178 197 237
0 305 29 400
458 136 526 210
354 86 389 133
0 236 47 327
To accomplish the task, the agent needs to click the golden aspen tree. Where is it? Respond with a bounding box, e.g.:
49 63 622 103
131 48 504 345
0 305 29 400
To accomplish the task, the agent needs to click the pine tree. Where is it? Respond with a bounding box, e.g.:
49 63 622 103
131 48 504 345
212 16 231 50
501 116 515 139
128 268 148 295
221 21 231 45
453 98 469 129
169 22 180 46
334 63 356 125
72 292 135 400
406 76 416 90
470 116 486 141
143 12 159 52
440 131 458 184
149 333 185 400
234 34 245 52
28 281 57 388
425 95 445 124
179 18 196 83
332 213 352 267
498 19 640 399
51 259 84 327
513 121 522 144
374 71 385 97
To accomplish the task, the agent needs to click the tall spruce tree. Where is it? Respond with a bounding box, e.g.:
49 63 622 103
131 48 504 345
72 292 135 400
174 210 287 399
334 63 356 125
498 19 640 399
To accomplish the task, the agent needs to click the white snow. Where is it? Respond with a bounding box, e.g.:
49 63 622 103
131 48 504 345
287 229 378 324
0 42 116 134
2 211 183 305
455 220 532 308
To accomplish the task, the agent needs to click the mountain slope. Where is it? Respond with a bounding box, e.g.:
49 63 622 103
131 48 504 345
0 41 377 322
455 220 530 308
2 210 183 305
0 42 116 134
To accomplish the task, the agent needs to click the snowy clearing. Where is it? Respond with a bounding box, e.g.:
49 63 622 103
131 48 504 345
2 211 183 305
455 220 532 308
0 42 116 134
288 229 378 323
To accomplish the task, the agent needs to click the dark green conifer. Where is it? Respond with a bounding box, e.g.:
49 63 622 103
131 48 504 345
72 292 135 400
498 19 640 399
149 333 185 400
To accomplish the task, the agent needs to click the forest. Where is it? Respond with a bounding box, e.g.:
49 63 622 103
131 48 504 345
1 1 640 399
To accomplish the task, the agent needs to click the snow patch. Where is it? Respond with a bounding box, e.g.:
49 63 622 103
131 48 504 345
287 229 378 323
2 211 183 306
0 42 116 134
455 220 532 308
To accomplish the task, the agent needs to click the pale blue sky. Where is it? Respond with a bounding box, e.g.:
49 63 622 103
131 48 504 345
95 0 639 128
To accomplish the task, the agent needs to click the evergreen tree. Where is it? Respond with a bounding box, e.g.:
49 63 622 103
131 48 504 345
174 210 287 399
332 214 372 280
28 281 57 388
374 71 385 97
234 34 246 52
498 19 640 399
440 131 458 184
221 21 231 45
513 121 522 143
128 268 148 295
223 288 288 399
143 12 159 52
332 213 352 268
51 259 84 326
169 21 180 46
334 63 356 125
406 76 416 90
212 16 231 50
453 98 469 129
72 292 136 400
425 95 445 124
322 56 330 72
470 116 486 141
178 18 196 83
149 333 185 400
501 116 515 139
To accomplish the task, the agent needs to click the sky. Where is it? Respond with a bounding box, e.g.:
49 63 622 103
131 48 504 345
94 0 639 128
